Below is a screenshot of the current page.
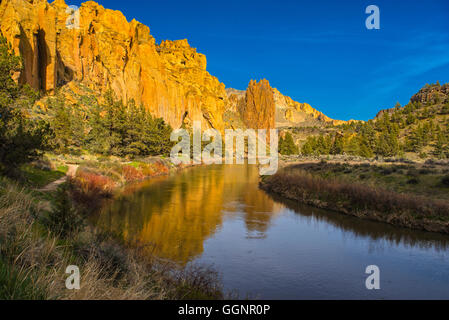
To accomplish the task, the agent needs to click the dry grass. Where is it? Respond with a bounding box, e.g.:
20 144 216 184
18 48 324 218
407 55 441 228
261 168 449 233
69 170 115 212
69 160 174 213
73 170 116 195
121 165 145 182
0 178 223 300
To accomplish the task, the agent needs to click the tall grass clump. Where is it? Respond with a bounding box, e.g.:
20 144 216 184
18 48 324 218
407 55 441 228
0 178 59 299
0 177 223 300
121 165 145 182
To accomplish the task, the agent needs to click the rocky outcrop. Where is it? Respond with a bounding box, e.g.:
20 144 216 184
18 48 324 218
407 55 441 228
226 81 345 129
0 0 227 131
273 88 345 127
225 88 245 113
0 0 346 132
410 83 449 105
238 79 276 130
375 83 449 119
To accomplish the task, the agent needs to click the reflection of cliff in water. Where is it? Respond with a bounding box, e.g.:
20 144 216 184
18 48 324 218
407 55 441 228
266 193 449 252
95 165 282 264
95 164 449 267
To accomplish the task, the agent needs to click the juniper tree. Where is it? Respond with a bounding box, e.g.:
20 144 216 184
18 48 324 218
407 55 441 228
0 35 51 172
279 132 299 155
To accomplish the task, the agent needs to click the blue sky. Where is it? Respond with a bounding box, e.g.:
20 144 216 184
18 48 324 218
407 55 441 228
68 0 449 121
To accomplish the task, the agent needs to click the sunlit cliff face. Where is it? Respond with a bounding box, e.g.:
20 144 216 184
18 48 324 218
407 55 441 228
0 0 227 131
0 0 343 134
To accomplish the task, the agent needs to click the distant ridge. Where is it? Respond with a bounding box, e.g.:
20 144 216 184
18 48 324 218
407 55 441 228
226 81 346 129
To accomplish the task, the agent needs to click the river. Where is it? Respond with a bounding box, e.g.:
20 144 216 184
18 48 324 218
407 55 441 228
94 164 449 299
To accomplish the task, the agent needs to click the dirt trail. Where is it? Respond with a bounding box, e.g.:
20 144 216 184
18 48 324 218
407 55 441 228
38 164 79 192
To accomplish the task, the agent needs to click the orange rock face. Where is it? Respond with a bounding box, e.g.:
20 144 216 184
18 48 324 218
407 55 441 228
273 88 346 127
0 0 344 132
239 79 276 130
227 81 345 129
0 0 227 131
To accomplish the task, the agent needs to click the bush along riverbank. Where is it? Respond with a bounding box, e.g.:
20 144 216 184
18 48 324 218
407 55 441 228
260 161 449 234
67 156 183 213
0 157 222 300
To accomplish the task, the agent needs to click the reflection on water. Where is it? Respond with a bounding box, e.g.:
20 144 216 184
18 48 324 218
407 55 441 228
95 165 449 299
96 165 283 264
272 194 449 253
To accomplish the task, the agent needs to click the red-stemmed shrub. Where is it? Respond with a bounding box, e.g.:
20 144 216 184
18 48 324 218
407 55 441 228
69 170 115 210
122 165 145 182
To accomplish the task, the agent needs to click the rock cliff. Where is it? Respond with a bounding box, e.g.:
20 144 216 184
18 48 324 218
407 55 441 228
0 0 227 130
238 79 276 130
226 80 344 129
410 83 449 105
273 88 346 127
0 0 343 131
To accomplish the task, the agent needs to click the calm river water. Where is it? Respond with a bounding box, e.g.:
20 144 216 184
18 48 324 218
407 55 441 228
94 165 449 299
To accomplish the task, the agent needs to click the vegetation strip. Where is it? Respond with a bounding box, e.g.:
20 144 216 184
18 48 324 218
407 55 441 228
260 162 449 234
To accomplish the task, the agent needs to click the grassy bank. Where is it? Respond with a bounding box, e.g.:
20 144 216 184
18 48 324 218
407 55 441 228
260 161 449 234
68 156 175 212
0 157 222 300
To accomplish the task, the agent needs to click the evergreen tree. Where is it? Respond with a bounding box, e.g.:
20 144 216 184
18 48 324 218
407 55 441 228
0 35 51 172
376 132 399 157
442 102 449 115
84 92 173 157
434 132 448 159
345 135 360 156
330 133 344 155
279 132 299 155
49 95 72 152
406 112 416 125
301 137 314 155
358 135 374 158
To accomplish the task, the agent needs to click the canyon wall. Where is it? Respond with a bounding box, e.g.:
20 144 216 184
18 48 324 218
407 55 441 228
227 80 344 129
0 0 343 131
238 79 276 130
0 0 227 130
273 88 346 127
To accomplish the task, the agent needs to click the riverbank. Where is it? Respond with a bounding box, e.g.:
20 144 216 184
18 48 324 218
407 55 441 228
67 156 183 213
260 160 449 234
0 154 221 300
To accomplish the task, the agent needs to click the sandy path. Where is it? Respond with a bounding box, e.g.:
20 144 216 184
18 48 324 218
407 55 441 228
38 164 79 192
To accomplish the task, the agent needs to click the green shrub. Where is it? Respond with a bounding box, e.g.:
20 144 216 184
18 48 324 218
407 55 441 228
381 168 393 175
42 184 84 238
407 178 420 185
419 168 432 175
279 132 299 155
0 259 46 300
407 169 419 177
419 152 428 159
442 175 449 187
